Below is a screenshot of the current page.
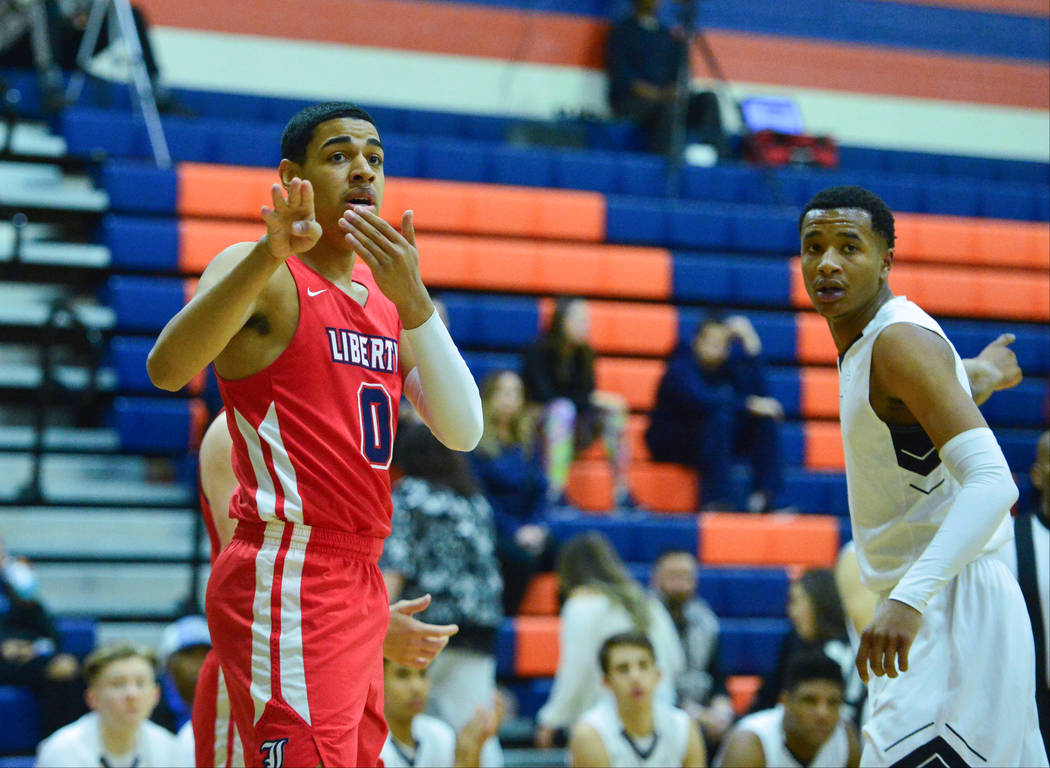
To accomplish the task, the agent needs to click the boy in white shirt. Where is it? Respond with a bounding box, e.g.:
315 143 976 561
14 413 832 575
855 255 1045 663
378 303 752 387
35 643 184 767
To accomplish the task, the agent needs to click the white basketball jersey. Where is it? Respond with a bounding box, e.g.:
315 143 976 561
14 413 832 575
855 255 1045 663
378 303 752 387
579 697 691 768
838 296 1011 594
380 713 457 768
724 706 850 768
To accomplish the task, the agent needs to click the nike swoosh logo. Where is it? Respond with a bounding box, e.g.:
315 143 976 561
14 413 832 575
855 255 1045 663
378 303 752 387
307 288 327 297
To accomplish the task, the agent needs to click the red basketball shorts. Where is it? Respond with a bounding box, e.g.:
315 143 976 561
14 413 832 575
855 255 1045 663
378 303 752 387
206 520 390 768
191 648 244 767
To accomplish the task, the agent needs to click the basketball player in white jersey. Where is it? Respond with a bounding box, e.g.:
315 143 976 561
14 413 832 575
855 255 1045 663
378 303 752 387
717 650 858 768
798 185 1047 767
570 632 706 767
380 658 502 768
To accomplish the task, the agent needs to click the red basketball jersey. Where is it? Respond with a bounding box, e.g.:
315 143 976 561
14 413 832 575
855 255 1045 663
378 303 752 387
217 256 403 539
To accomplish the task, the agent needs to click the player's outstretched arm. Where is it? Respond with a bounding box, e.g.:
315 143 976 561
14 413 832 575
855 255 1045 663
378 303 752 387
384 594 458 670
147 179 321 391
963 333 1022 405
856 324 1017 683
341 207 482 450
569 722 611 768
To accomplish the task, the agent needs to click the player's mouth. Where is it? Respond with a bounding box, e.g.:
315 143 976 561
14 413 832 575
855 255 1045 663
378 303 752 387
345 189 376 210
631 687 646 699
813 280 846 303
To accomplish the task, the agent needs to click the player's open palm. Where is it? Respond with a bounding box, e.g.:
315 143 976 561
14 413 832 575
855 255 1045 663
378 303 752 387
856 598 922 683
261 177 323 261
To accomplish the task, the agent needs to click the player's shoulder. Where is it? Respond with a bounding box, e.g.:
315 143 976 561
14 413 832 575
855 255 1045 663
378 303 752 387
415 712 456 742
871 321 954 377
35 715 92 762
141 717 180 744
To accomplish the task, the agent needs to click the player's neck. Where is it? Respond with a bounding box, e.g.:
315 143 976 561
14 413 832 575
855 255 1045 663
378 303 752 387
387 713 416 750
298 241 358 290
618 699 655 739
783 728 819 765
98 717 137 756
827 283 894 355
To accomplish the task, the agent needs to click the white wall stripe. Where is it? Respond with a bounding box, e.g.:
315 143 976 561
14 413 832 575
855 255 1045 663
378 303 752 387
277 534 312 726
248 534 281 725
256 402 304 524
233 408 277 523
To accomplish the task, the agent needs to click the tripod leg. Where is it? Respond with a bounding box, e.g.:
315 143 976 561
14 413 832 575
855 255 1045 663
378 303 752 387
109 0 170 167
64 0 110 104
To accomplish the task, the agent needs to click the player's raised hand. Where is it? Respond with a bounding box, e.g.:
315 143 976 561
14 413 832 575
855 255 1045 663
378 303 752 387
339 207 434 328
260 177 323 262
855 598 922 684
384 593 459 670
976 333 1022 391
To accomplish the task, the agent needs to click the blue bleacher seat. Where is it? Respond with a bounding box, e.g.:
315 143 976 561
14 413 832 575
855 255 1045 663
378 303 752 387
0 686 40 752
667 203 735 250
496 619 516 678
697 567 790 619
106 337 161 393
443 295 539 350
781 469 850 517
381 134 423 179
420 139 488 183
487 146 555 188
213 120 282 167
462 351 524 383
101 163 177 215
923 180 981 218
552 149 619 195
106 276 184 332
980 381 1047 427
103 218 180 271
719 618 791 676
55 617 97 659
605 197 666 246
631 516 699 562
511 677 554 720
111 397 195 453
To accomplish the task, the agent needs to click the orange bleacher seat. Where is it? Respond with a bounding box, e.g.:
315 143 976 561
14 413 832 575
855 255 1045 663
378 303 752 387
518 573 560 616
515 616 560 677
804 421 844 470
179 219 264 273
419 235 672 300
895 214 1050 271
795 312 838 365
789 258 1050 321
699 512 839 567
177 163 606 242
799 367 839 420
567 459 697 512
594 358 664 411
727 675 761 715
538 299 678 357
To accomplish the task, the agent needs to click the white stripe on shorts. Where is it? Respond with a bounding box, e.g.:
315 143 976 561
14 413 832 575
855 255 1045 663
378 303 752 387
249 533 281 724
214 665 230 767
278 523 312 725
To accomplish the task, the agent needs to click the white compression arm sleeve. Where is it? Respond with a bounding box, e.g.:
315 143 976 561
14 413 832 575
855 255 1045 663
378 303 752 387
889 427 1017 613
402 310 483 452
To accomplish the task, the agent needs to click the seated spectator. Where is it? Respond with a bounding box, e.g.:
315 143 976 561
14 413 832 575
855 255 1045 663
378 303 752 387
750 569 863 724
570 632 706 768
470 368 553 615
715 651 860 767
35 643 184 766
152 615 211 758
535 533 685 747
383 421 504 765
647 315 784 513
651 550 735 752
605 0 725 156
381 658 503 768
523 297 637 510
0 534 84 738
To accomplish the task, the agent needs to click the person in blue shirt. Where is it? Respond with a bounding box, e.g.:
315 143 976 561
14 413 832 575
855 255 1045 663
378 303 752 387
470 369 552 615
646 315 784 512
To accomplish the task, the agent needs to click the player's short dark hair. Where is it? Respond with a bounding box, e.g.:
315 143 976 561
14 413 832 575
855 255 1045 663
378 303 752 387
599 631 655 674
83 643 158 687
280 101 377 163
799 185 896 249
783 650 844 693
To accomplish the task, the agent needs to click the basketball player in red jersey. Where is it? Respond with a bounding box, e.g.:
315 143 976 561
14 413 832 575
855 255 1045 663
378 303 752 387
147 102 483 767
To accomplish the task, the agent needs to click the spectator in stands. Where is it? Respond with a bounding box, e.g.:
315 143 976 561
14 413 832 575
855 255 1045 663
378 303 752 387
0 534 84 738
750 569 861 722
605 0 725 156
151 615 211 758
382 420 505 766
523 297 637 510
381 658 504 768
651 550 735 752
647 314 785 513
471 369 553 615
34 643 184 766
535 532 684 747
1003 429 1049 756
716 650 859 767
570 632 706 767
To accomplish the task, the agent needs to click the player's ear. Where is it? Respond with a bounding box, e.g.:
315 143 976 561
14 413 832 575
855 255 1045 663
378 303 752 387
880 247 894 281
278 158 302 188
84 687 97 711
